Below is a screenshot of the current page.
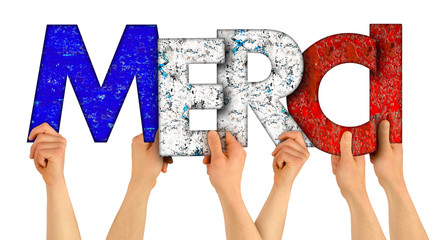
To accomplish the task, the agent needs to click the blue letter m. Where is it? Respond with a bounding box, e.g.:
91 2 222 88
29 25 158 142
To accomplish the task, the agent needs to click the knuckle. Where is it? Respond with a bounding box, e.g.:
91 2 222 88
289 131 300 139
278 152 285 159
305 150 310 159
41 123 51 130
284 138 293 145
275 144 284 152
132 136 140 144
59 142 66 150
37 149 45 156
55 148 64 155
32 142 40 151
242 148 247 155
34 134 44 142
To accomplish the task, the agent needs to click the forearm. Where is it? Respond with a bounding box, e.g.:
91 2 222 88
107 180 152 240
346 192 386 240
384 182 428 240
218 191 262 240
255 184 292 240
46 181 81 240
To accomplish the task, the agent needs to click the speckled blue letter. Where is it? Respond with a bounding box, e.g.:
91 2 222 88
29 25 159 142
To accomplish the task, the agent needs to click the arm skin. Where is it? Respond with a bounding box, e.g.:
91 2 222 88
370 120 428 240
106 133 171 240
29 123 81 240
203 131 262 240
331 131 386 240
255 131 310 240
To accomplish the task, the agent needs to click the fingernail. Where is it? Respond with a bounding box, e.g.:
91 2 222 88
383 120 390 129
344 131 352 140
209 131 217 138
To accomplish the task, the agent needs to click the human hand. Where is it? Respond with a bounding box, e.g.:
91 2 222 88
271 131 310 189
331 131 367 200
370 120 404 190
29 123 67 187
203 131 246 198
131 132 172 190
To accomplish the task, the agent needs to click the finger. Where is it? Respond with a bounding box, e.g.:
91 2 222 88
340 131 353 159
30 134 66 158
274 153 286 169
355 155 366 167
33 158 43 172
273 151 300 168
273 145 308 163
331 155 340 175
31 142 65 160
331 155 340 165
162 162 169 173
206 164 210 175
272 138 307 157
208 131 223 157
377 120 391 151
164 157 173 164
29 123 61 140
279 131 306 148
331 155 340 167
203 156 211 165
132 134 153 150
34 144 65 168
151 130 160 151
392 143 403 153
34 149 51 168
275 156 286 169
274 152 302 169
331 157 335 174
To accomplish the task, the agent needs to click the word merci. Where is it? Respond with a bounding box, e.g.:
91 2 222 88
28 24 402 156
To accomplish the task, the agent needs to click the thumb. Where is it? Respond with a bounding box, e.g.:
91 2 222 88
225 131 243 155
208 131 223 157
225 130 239 146
340 131 353 159
377 120 391 151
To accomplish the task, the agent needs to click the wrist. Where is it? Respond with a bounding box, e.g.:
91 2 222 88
45 177 66 190
343 188 369 204
380 177 406 193
270 184 293 203
45 179 68 196
129 178 155 193
216 186 242 202
383 180 408 199
273 180 294 193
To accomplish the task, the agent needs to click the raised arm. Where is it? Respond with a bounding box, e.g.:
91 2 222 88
255 131 310 240
370 120 428 240
106 133 171 240
29 123 81 240
331 131 386 240
203 131 262 240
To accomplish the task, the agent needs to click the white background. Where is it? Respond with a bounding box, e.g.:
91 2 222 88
0 0 437 239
